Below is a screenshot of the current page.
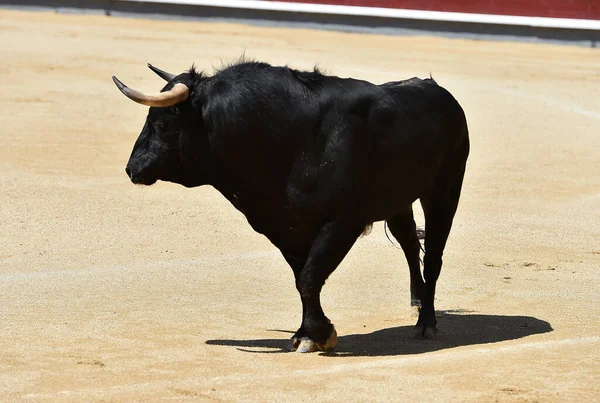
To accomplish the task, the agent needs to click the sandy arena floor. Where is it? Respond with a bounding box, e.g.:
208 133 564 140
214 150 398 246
0 9 599 402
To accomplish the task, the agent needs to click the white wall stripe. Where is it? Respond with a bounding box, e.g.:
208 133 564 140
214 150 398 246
121 0 600 30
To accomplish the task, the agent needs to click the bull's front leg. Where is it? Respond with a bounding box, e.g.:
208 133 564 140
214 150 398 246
281 253 310 350
291 220 363 353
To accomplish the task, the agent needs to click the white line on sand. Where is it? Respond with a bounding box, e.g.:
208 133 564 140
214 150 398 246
0 250 280 282
19 336 600 399
484 86 600 120
212 336 600 381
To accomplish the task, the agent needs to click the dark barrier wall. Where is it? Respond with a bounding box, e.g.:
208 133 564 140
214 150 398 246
264 0 600 20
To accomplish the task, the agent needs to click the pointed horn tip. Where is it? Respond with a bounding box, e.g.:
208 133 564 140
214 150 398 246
111 75 126 91
147 63 176 82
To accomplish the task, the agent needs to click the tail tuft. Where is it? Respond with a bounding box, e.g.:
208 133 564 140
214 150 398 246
360 223 373 237
416 227 425 254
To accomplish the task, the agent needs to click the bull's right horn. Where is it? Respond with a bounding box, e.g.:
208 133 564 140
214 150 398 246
112 76 189 107
148 63 176 82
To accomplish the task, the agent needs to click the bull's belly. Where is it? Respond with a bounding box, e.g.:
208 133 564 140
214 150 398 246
361 164 438 221
362 186 423 222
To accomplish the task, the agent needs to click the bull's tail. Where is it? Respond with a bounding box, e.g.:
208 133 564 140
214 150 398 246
383 221 425 253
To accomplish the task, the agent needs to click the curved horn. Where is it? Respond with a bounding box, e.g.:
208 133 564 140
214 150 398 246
112 76 189 107
147 63 176 82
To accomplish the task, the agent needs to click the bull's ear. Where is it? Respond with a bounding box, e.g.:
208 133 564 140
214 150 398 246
148 63 176 82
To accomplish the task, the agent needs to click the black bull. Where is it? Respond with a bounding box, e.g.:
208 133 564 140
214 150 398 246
113 61 469 353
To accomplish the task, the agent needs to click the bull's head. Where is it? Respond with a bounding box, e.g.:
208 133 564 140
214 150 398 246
113 64 208 187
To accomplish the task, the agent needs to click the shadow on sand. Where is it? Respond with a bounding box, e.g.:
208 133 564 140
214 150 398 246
206 311 553 357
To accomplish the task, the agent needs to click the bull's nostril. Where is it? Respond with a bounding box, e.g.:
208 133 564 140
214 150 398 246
125 166 132 179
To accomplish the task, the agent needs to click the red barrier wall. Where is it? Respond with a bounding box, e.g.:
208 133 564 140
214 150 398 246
265 1 600 20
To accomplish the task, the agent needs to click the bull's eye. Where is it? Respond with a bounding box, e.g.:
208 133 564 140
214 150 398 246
154 121 166 132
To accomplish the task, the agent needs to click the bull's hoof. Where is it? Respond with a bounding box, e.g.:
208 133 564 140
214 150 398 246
414 325 437 340
295 337 319 353
318 325 338 352
290 326 338 353
289 336 302 352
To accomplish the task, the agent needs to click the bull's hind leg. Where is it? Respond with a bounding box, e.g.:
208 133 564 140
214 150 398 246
386 208 425 316
292 219 363 353
417 143 468 339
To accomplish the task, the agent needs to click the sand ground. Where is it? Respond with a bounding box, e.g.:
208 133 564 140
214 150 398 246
0 9 599 402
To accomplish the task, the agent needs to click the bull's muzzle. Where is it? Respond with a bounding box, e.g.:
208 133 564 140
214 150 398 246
125 164 157 186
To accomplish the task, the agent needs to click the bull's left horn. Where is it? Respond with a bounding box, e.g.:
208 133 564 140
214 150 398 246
112 76 189 107
148 63 176 82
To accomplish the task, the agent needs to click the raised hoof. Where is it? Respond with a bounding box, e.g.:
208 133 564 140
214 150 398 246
414 325 437 340
290 326 338 353
410 305 421 318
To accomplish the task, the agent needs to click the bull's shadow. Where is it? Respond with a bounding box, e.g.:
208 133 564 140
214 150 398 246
206 311 553 357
